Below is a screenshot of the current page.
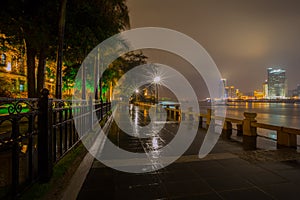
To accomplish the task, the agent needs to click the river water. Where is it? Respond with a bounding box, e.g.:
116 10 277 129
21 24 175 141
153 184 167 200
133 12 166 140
220 102 300 129
204 102 300 148
161 101 300 148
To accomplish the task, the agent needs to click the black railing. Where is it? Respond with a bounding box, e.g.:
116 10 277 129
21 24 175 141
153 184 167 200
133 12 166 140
0 89 111 199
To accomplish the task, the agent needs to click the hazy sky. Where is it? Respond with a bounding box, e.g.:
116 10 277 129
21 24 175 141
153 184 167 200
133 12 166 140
126 0 300 96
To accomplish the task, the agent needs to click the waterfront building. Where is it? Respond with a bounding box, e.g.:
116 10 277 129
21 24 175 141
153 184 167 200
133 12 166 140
235 88 242 99
254 90 264 99
267 67 287 98
263 80 268 98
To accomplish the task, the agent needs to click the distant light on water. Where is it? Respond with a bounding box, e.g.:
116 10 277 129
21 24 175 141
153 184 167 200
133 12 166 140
269 132 277 140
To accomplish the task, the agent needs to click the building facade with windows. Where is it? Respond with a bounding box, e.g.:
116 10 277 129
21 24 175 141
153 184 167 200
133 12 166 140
0 37 55 98
0 38 28 97
267 67 287 98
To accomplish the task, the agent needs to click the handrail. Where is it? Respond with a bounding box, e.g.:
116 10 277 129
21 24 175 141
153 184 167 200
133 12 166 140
164 106 300 150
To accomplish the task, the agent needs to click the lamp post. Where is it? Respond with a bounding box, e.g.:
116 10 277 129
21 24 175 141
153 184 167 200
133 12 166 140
135 89 139 102
153 76 160 104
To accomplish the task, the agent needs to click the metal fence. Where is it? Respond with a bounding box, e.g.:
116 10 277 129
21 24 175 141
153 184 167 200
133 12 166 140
0 88 111 199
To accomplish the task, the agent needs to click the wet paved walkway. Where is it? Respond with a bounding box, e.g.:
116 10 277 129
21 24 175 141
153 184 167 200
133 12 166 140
76 105 300 200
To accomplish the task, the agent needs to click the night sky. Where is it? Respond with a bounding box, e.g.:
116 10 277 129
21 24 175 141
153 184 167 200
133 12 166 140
126 0 300 97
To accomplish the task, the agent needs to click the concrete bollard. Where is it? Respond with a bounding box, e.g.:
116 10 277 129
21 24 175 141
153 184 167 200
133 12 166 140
242 112 257 150
236 123 243 136
175 105 180 121
206 109 212 129
222 121 232 140
188 107 194 121
199 116 203 128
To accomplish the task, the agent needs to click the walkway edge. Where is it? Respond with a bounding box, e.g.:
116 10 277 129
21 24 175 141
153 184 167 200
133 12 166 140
60 152 94 200
61 115 113 200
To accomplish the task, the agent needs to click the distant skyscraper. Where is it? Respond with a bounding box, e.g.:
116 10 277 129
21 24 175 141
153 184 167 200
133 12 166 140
228 86 235 99
219 78 227 99
267 68 287 98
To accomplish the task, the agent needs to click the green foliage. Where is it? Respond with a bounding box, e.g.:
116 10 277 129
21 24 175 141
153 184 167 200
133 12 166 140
62 63 80 91
101 51 148 99
1 0 130 98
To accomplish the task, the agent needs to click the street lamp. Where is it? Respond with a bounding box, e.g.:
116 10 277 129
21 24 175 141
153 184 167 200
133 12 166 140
153 76 160 104
135 89 139 102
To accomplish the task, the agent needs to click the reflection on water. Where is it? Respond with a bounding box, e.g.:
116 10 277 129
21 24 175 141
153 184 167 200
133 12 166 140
200 102 300 129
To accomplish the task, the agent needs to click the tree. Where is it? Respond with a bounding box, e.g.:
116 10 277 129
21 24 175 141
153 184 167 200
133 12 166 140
63 0 130 100
101 51 148 101
63 51 147 100
63 0 129 63
0 0 130 98
0 0 59 97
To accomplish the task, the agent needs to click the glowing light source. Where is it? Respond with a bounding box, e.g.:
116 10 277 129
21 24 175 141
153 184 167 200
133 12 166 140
153 76 161 83
135 89 139 93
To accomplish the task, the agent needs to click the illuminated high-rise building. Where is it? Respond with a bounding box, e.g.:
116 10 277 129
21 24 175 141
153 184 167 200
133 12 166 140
228 86 235 99
219 78 227 99
267 68 287 98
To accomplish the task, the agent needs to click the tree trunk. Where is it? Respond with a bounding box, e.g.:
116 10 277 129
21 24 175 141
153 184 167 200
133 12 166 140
56 0 67 99
37 48 46 96
26 44 37 98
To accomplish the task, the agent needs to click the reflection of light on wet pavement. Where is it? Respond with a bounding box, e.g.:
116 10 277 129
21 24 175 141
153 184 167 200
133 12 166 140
152 137 159 149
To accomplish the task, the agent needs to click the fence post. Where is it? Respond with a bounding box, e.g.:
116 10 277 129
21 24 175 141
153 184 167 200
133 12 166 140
38 88 53 182
89 96 93 130
100 100 103 120
11 116 20 197
242 112 257 150
105 100 109 114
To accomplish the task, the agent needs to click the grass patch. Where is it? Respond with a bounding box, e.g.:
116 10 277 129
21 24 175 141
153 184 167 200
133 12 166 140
20 143 87 200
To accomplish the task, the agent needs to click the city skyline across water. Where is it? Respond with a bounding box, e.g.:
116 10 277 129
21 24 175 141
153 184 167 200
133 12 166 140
127 0 300 97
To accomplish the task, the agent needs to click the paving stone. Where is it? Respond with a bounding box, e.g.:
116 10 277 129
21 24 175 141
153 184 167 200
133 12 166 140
261 182 300 200
219 187 274 200
75 105 300 199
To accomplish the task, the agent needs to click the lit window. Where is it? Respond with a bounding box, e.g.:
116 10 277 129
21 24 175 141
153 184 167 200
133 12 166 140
0 54 6 65
20 84 24 92
6 62 11 71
